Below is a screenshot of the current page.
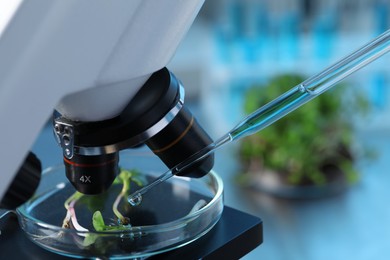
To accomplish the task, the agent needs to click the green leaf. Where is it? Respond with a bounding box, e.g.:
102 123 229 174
78 193 109 212
119 169 132 182
92 211 106 231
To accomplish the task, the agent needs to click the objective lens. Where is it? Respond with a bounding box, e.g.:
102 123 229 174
146 106 214 178
64 152 119 194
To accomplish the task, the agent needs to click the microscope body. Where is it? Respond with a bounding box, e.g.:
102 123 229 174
0 0 208 200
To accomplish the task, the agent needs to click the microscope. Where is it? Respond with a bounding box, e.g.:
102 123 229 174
0 0 214 204
0 2 263 258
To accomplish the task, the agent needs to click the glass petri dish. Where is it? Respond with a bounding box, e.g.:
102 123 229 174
16 151 224 259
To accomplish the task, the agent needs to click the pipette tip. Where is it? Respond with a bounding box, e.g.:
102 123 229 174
127 171 174 206
128 192 142 206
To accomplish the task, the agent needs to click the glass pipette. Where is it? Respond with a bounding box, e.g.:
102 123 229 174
128 29 390 206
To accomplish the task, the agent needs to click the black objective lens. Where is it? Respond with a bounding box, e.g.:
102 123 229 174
146 106 214 178
64 152 119 194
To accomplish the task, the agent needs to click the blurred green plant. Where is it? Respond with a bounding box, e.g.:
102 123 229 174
239 74 371 186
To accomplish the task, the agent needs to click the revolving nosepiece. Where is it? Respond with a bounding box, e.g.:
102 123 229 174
53 67 214 196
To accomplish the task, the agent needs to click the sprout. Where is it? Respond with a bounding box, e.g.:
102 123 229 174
61 168 145 246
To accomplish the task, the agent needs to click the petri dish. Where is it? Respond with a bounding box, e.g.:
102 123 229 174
16 151 224 259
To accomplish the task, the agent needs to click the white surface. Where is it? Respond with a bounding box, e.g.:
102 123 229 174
0 0 23 38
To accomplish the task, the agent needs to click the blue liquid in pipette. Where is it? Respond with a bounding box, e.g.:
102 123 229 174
228 85 312 141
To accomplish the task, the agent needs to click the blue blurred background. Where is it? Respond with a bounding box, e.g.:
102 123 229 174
169 0 390 136
33 0 390 259
166 0 390 259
